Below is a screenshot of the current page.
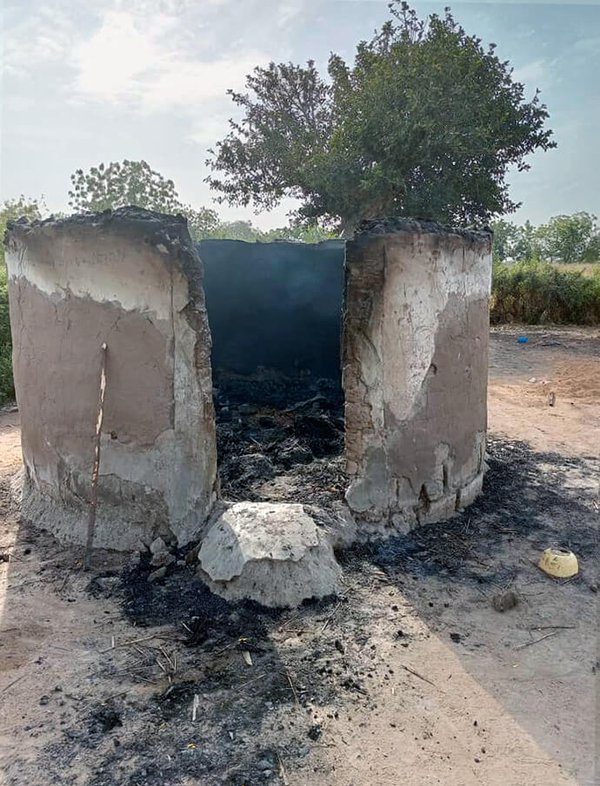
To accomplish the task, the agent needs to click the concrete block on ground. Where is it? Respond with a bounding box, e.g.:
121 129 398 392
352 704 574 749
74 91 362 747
197 502 342 608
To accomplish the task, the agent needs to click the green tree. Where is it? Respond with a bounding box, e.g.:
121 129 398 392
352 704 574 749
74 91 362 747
0 195 45 231
179 205 221 241
512 220 541 261
0 197 46 402
490 219 519 262
261 222 338 243
203 220 263 241
536 212 598 263
68 159 228 243
583 232 600 263
207 1 555 233
68 160 182 213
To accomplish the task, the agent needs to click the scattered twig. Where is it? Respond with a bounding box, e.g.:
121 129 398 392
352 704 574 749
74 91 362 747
516 630 562 650
159 645 177 673
278 611 305 633
127 672 156 684
1 673 27 695
99 632 165 653
285 670 299 705
530 624 576 632
192 694 200 722
238 672 266 689
84 343 108 570
319 601 342 634
277 753 289 785
213 641 239 656
402 664 438 689
76 690 129 714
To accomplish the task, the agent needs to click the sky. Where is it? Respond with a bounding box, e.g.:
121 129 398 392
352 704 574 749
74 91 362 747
2 0 599 229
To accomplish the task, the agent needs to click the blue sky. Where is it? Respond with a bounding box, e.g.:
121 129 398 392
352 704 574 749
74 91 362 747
2 0 599 228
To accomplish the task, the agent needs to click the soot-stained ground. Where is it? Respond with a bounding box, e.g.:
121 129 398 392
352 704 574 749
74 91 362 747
31 436 599 786
213 372 346 508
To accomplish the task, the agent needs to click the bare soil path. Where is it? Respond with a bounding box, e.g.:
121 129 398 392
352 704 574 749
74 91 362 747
0 326 598 786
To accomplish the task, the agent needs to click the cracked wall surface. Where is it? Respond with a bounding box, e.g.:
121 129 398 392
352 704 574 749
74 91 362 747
4 207 217 550
343 219 492 535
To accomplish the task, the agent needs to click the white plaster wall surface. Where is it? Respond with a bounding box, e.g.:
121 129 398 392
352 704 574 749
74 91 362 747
343 223 492 531
6 234 190 320
5 209 217 550
381 233 491 424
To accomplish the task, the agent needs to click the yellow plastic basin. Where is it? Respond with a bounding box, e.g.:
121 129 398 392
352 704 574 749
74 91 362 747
538 547 579 579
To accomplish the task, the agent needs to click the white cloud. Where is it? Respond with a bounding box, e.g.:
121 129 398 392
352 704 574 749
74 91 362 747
187 112 235 146
3 1 77 78
72 6 268 112
276 0 306 30
512 59 547 86
140 52 267 111
74 11 170 101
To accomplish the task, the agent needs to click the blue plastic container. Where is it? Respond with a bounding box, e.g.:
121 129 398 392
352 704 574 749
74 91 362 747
517 336 528 344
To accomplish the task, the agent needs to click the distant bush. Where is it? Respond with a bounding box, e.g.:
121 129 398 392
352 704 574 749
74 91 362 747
491 259 600 325
0 264 14 403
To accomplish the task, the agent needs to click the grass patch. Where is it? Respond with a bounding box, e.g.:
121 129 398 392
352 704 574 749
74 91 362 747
491 259 600 325
553 262 600 277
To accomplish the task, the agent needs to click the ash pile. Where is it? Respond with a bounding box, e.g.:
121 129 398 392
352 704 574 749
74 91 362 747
213 371 346 508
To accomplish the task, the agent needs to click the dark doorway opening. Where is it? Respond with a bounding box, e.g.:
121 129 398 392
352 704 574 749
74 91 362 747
199 239 346 507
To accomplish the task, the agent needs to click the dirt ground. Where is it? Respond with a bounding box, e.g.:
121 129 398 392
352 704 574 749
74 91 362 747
0 326 598 786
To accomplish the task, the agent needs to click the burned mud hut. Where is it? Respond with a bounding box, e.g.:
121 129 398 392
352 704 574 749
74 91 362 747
4 208 492 603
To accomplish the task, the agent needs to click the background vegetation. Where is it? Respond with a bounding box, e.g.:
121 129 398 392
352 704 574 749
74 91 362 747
490 212 600 324
1 162 599 405
490 259 600 325
491 212 599 264
207 1 555 233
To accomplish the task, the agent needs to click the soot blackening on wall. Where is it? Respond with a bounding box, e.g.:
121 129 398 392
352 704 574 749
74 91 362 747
198 239 347 507
198 239 345 392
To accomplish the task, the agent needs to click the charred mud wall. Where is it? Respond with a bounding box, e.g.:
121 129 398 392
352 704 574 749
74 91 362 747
343 219 492 534
5 208 218 550
198 240 345 385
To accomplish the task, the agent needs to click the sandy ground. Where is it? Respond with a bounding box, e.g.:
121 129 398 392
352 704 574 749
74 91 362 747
0 326 598 786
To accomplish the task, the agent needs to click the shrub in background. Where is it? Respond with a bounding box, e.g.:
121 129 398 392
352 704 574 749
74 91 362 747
491 259 600 325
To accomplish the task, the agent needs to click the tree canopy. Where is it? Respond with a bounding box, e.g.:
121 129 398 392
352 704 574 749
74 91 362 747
0 196 45 232
68 160 182 214
68 159 228 241
67 159 336 242
206 1 556 233
491 212 599 263
538 212 599 263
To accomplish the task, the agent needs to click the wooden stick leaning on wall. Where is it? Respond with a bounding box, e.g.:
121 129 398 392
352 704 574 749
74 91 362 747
84 342 108 570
